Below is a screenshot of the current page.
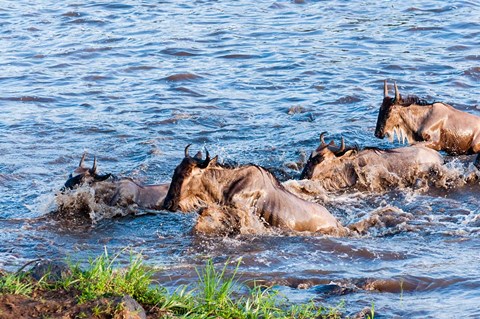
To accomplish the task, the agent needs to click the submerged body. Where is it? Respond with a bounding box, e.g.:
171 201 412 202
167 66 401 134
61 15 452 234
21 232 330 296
300 137 443 191
61 153 169 212
108 179 169 210
375 80 480 168
163 146 345 235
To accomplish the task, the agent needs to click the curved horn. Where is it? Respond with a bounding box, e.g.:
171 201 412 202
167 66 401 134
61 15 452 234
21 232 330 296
204 149 211 163
339 137 345 152
184 144 192 158
384 80 388 98
319 132 327 146
79 152 87 167
198 149 212 168
394 81 400 102
91 156 97 173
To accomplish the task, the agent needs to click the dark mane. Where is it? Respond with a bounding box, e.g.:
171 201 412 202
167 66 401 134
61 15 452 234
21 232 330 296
398 95 431 107
214 160 258 170
216 161 237 169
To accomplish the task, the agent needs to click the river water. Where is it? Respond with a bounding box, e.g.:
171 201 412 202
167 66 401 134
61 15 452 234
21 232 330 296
1 0 480 317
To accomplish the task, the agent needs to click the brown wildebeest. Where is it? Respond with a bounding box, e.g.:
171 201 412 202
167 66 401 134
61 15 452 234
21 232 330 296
163 145 346 235
62 153 169 210
375 80 480 169
300 136 443 191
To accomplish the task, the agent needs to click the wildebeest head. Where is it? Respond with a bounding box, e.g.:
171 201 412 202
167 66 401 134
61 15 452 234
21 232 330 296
375 80 431 143
374 80 402 139
163 144 218 212
63 153 112 190
300 135 354 179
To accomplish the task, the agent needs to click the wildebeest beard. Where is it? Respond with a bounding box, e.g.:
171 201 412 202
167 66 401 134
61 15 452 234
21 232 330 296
374 97 395 139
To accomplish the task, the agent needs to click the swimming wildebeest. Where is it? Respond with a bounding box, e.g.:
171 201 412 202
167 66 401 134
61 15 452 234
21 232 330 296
62 153 112 190
300 135 443 191
163 145 346 235
375 80 480 169
62 153 169 210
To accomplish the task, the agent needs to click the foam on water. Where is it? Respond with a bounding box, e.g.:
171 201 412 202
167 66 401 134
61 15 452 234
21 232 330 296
194 205 271 236
54 183 138 225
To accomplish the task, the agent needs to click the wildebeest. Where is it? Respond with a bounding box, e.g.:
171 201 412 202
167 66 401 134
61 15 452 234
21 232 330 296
63 153 112 190
163 145 346 235
62 153 169 210
300 135 444 191
375 80 480 169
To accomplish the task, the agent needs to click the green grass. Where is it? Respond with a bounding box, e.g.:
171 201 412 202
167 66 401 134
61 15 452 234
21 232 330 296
184 258 342 319
367 303 375 319
65 249 164 304
0 250 368 318
0 271 35 295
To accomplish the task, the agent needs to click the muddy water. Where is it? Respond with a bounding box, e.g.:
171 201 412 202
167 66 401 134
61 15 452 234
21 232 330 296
1 0 480 317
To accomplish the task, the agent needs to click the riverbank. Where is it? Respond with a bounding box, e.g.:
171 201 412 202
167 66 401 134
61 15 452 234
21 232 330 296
0 251 373 319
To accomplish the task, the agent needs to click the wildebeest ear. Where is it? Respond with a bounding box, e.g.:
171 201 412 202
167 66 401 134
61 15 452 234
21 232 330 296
194 151 203 159
319 132 327 146
208 155 218 167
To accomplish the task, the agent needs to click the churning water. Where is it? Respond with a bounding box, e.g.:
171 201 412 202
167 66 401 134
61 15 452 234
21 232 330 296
1 1 480 317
